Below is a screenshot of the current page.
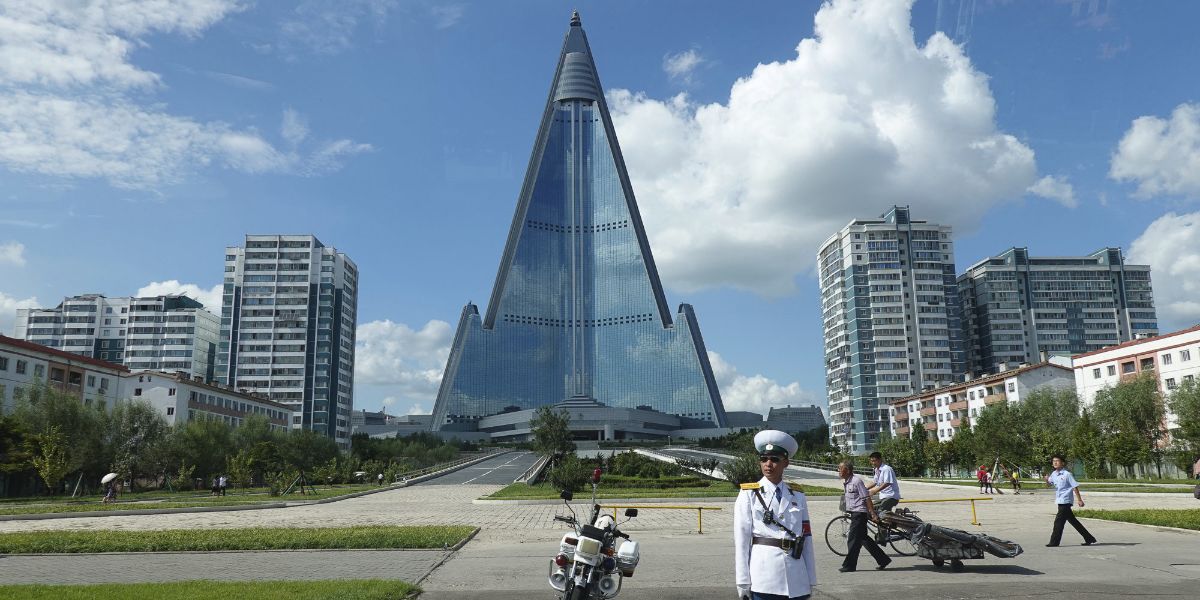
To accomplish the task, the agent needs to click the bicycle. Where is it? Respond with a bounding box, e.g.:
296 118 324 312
824 510 917 557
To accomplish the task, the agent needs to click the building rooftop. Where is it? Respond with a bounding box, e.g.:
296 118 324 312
0 335 129 372
1071 324 1200 361
887 361 1072 406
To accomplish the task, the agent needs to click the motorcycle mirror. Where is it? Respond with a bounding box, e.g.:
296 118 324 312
560 489 574 501
592 468 603 484
624 508 638 518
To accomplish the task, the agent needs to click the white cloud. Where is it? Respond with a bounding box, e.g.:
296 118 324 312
609 0 1043 296
1128 212 1200 331
280 0 397 55
430 5 465 30
1027 175 1078 208
708 351 820 415
381 396 397 407
355 319 453 404
135 280 222 312
281 108 309 146
407 403 428 415
0 1 370 190
663 49 705 85
0 291 40 335
0 241 26 267
1110 103 1200 199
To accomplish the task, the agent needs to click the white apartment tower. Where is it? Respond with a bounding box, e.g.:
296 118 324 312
818 207 966 453
14 294 218 381
215 235 358 448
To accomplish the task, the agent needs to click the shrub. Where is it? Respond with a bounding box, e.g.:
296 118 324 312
547 455 590 492
723 453 762 488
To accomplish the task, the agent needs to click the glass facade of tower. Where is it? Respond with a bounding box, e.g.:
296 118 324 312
431 16 726 431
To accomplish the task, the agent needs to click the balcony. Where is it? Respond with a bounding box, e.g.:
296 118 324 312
892 410 908 420
951 418 962 427
920 407 936 417
895 426 910 436
948 400 968 411
923 422 937 432
984 393 1006 405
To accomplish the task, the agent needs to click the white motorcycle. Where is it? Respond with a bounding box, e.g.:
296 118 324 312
549 468 640 600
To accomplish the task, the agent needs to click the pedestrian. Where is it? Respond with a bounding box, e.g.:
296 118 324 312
219 475 228 496
1009 467 1022 495
989 468 1003 495
211 476 220 496
977 465 988 494
377 473 384 486
102 481 117 504
733 429 816 600
837 460 890 573
866 452 900 513
1044 454 1097 547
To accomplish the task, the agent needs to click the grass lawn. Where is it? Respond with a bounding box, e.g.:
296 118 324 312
0 579 418 600
911 479 1192 493
0 525 476 554
484 480 842 500
0 484 387 517
1076 509 1200 531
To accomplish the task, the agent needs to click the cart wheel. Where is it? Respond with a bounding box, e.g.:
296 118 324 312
932 559 944 568
950 559 964 572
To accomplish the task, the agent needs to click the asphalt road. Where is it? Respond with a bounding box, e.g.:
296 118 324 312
419 451 541 486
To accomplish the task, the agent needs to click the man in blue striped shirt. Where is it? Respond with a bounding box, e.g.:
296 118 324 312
1045 454 1096 547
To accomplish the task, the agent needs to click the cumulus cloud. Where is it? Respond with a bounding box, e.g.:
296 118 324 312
0 291 40 335
663 49 705 85
135 280 222 312
1128 212 1200 330
708 351 820 415
1110 103 1200 199
355 319 453 405
0 1 370 190
609 0 1043 296
1027 175 1078 208
0 241 26 267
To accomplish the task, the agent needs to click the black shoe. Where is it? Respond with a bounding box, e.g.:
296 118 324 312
838 567 856 573
876 560 892 571
1045 543 1058 547
1083 540 1096 546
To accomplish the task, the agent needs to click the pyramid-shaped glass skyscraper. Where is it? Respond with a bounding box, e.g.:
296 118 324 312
431 13 728 433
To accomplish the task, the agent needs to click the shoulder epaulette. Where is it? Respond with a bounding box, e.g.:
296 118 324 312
739 483 761 490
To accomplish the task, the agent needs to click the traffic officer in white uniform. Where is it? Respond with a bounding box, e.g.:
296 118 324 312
734 430 817 600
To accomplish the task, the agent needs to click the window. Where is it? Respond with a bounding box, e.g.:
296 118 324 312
1162 353 1173 366
34 364 45 378
1092 368 1101 379
1107 365 1116 376
87 375 96 388
134 388 142 396
104 318 111 325
1007 382 1015 392
166 407 175 416
1182 349 1192 362
168 388 176 396
99 378 109 391
1121 362 1135 374
0 356 7 371
1166 378 1177 390
1140 358 1155 371
1186 375 1195 383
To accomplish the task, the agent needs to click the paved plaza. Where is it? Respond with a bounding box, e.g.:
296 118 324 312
0 452 1196 598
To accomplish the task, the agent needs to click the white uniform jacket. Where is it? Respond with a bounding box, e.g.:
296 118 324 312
733 477 817 597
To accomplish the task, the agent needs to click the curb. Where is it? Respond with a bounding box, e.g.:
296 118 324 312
1 548 459 557
0 451 510 523
415 527 482 586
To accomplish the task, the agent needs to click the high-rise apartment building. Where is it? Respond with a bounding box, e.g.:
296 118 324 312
14 294 218 381
818 206 966 453
215 235 358 448
958 247 1157 375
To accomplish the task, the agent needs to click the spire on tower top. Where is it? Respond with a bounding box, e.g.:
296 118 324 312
570 10 581 27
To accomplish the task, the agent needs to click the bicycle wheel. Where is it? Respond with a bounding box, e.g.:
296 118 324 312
824 515 852 556
887 531 917 556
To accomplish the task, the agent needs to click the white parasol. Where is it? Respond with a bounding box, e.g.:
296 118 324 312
101 472 119 484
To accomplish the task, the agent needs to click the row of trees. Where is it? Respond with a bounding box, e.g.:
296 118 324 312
877 375 1200 479
0 383 467 496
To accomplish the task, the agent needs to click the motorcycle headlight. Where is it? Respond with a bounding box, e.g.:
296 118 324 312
576 537 601 557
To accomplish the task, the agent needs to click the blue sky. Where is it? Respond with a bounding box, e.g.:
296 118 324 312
2 0 1199 418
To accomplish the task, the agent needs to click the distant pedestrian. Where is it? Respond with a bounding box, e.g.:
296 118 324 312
377 473 384 486
1045 454 1096 547
977 466 988 494
102 482 117 504
1009 468 1022 495
211 476 220 496
838 461 890 573
218 475 228 496
1193 456 1200 480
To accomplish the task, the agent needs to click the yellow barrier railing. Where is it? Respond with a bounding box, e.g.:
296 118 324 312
899 497 993 526
601 505 723 534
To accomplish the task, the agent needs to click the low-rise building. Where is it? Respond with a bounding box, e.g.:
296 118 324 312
1072 324 1200 431
765 405 827 434
725 411 765 431
888 360 1075 442
0 335 127 412
122 370 293 431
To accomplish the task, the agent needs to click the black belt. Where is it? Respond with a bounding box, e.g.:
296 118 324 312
752 536 797 551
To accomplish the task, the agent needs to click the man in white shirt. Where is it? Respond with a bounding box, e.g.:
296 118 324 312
1045 454 1096 547
867 452 900 513
733 430 816 600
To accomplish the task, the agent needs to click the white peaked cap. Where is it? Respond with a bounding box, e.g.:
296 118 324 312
753 429 798 458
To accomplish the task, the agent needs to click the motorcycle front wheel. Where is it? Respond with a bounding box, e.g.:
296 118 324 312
568 584 590 600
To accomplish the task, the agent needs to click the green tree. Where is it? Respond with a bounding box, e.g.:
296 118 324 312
1019 388 1079 465
722 453 763 488
1167 379 1200 475
232 414 280 451
279 429 339 472
27 425 71 493
0 415 31 475
104 400 170 487
529 406 575 457
13 383 105 483
972 402 1026 467
1070 409 1108 479
926 439 950 477
1093 374 1166 473
171 417 233 480
226 450 254 490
